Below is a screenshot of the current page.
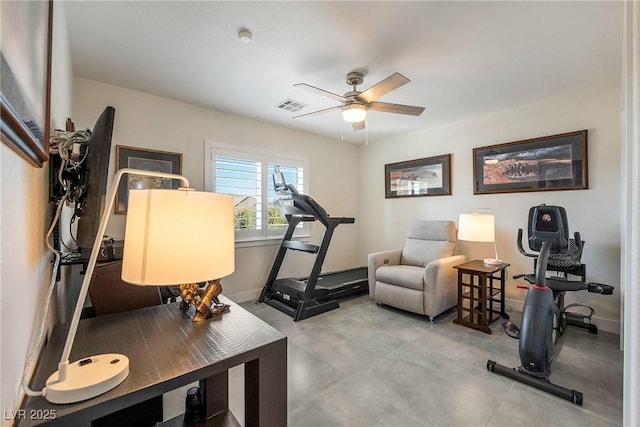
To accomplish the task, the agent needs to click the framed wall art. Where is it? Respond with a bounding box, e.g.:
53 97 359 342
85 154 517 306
385 154 451 198
473 130 588 195
0 0 53 167
116 145 183 213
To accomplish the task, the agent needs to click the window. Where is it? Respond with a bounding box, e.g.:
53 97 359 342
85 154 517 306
205 142 308 242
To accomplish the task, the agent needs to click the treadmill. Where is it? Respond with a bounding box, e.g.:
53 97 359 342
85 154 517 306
257 166 368 321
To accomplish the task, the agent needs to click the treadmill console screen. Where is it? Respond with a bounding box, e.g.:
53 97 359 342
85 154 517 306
273 166 286 192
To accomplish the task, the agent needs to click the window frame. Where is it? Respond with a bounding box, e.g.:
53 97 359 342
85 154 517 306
205 141 310 244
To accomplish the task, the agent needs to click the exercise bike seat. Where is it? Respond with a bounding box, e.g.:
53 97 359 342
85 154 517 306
542 276 588 293
517 273 613 295
517 273 582 290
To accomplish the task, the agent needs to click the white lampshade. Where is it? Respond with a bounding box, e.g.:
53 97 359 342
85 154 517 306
122 189 235 285
458 213 496 243
342 104 367 123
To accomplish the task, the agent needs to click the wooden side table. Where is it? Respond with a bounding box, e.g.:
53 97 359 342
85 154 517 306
453 260 510 334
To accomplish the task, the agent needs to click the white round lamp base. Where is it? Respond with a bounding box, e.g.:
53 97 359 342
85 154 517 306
45 354 129 404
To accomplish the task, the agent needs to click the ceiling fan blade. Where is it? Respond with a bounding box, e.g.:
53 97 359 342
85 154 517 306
357 73 410 103
294 83 348 102
351 121 366 131
293 105 342 119
368 101 425 116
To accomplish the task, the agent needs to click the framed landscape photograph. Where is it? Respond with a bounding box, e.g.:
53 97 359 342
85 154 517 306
0 0 53 167
473 130 588 195
116 145 182 213
385 154 451 198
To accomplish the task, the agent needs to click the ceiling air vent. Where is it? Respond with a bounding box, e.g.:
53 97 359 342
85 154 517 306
275 99 307 113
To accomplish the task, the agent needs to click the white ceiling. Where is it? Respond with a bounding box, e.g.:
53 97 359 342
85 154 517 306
65 1 623 144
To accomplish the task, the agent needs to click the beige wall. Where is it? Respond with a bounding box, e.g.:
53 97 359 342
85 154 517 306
0 2 73 423
71 77 363 301
71 78 622 333
358 84 622 333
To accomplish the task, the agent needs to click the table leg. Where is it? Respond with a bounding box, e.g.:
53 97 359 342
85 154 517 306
245 340 287 427
201 371 229 419
488 274 494 320
480 273 490 333
500 268 510 319
456 270 463 321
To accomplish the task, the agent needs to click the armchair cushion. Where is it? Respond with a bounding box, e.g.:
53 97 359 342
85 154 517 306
376 265 425 291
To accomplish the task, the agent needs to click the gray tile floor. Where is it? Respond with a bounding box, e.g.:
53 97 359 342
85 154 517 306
239 294 623 427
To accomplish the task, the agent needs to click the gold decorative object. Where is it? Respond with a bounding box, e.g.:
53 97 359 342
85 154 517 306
179 280 230 322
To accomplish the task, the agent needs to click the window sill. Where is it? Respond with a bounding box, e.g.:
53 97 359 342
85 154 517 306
235 234 310 248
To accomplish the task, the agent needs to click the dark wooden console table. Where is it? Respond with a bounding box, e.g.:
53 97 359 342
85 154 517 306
453 260 510 334
17 296 287 426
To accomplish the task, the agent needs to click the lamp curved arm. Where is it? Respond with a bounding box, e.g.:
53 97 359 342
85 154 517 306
56 168 190 378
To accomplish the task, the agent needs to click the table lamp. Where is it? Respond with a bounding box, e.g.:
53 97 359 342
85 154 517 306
43 168 234 404
458 208 503 265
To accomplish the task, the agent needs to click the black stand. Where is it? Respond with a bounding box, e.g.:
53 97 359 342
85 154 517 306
487 360 583 405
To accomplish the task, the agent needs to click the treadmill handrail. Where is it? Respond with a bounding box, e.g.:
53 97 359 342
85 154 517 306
275 193 353 227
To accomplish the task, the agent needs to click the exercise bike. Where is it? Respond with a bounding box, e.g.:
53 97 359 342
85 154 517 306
487 205 614 405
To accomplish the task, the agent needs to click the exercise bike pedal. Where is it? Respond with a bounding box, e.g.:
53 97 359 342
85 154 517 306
502 321 520 339
564 303 598 334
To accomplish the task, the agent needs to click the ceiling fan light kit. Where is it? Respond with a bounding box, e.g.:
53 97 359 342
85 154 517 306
294 71 425 133
342 104 367 123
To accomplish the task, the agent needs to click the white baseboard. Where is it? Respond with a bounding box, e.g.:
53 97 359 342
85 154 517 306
505 298 620 335
226 288 262 304
223 292 621 335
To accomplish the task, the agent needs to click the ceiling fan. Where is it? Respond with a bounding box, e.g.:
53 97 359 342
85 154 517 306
293 71 425 131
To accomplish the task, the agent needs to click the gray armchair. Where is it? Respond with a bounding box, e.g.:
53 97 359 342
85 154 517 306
368 220 466 320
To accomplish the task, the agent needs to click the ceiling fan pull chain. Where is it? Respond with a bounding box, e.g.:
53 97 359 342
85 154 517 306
340 117 344 142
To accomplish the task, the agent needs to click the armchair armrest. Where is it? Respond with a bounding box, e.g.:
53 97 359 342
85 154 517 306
367 249 402 298
424 254 467 287
423 255 467 316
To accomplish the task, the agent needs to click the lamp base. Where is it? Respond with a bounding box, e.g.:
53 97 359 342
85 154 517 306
484 258 504 265
45 354 129 404
179 279 230 322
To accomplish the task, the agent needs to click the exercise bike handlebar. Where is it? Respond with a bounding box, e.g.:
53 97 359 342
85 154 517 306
534 241 551 286
517 229 537 258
